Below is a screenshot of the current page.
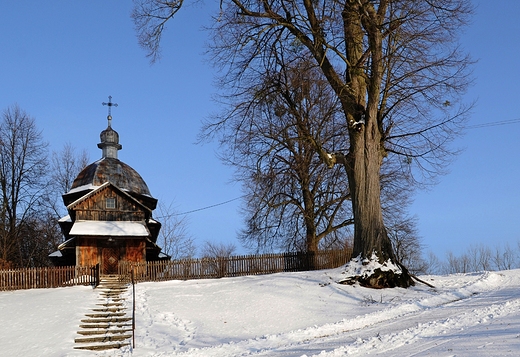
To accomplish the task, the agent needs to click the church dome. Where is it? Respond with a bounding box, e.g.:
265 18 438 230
62 101 157 210
70 157 152 197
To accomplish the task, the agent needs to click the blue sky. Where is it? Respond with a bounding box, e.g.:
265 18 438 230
1 1 519 259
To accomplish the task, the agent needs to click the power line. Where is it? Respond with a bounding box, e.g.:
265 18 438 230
157 117 519 219
158 196 245 219
467 117 520 129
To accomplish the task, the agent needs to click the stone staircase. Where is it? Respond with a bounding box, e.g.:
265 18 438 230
74 275 133 351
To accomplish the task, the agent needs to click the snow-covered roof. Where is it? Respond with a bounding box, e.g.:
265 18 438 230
66 183 100 195
69 220 150 236
58 214 72 223
57 236 76 250
158 252 170 259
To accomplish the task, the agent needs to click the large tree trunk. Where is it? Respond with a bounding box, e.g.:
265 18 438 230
302 187 318 253
338 2 414 288
341 113 414 288
344 138 413 288
346 134 394 261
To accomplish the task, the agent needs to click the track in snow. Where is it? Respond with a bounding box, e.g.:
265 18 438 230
170 271 520 357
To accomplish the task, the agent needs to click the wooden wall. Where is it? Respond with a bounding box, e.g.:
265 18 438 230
71 185 150 270
77 237 146 270
77 237 99 267
125 240 146 263
72 186 146 221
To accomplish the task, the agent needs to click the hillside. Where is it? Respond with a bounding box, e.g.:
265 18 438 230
1 268 519 356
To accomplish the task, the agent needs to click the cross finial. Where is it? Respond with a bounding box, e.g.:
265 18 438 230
102 95 118 127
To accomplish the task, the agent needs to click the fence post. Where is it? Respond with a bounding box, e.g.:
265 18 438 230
90 264 100 288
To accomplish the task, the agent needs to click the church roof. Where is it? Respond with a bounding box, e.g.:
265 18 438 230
70 158 152 197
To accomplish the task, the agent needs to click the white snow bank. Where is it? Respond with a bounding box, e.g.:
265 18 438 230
1 268 520 356
339 252 403 279
0 285 97 357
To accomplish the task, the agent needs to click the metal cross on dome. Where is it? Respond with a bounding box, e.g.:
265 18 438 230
102 96 118 127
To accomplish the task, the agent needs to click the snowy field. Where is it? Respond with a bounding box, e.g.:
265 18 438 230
1 268 520 356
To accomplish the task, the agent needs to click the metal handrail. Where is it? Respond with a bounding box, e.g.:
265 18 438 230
131 267 136 349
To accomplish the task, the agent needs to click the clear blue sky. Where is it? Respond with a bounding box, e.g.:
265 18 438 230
1 1 518 259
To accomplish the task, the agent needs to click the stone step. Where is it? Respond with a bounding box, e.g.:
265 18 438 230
99 287 126 290
74 275 133 352
99 297 125 301
97 300 125 304
99 286 126 290
73 342 131 351
98 280 124 285
75 334 132 344
77 329 133 336
81 317 132 323
96 302 123 307
97 285 126 289
100 292 125 298
79 323 132 329
91 307 125 312
85 312 126 318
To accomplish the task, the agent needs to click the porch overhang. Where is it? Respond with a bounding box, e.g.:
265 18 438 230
69 220 150 237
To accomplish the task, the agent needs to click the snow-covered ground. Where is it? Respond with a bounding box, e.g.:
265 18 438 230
1 267 520 356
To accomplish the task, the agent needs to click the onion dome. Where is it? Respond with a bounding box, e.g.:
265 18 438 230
62 110 157 210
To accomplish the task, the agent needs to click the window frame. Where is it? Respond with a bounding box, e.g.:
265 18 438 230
106 197 116 209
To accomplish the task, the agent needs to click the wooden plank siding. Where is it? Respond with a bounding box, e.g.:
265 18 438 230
77 237 99 267
72 186 146 222
125 240 146 263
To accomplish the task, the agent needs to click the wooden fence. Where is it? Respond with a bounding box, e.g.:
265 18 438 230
0 265 99 291
119 250 351 283
0 250 351 291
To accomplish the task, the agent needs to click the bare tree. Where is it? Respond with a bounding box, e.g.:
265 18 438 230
466 244 492 272
0 104 49 267
214 55 417 258
16 211 62 267
493 243 518 271
440 243 519 274
51 142 89 195
201 240 237 277
212 59 353 253
443 251 471 274
133 0 474 287
386 215 426 275
424 251 442 275
47 143 89 217
201 240 236 258
155 202 196 260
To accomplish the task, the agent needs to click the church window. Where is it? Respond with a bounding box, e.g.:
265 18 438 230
106 197 116 209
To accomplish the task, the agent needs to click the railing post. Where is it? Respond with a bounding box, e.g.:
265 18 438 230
132 265 136 349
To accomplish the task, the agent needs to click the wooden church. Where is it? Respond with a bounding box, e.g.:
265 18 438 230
50 99 169 273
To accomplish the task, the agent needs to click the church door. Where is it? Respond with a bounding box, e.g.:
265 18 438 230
102 246 119 274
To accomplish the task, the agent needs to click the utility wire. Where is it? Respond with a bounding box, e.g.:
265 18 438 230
467 117 520 129
158 118 519 219
169 195 245 217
